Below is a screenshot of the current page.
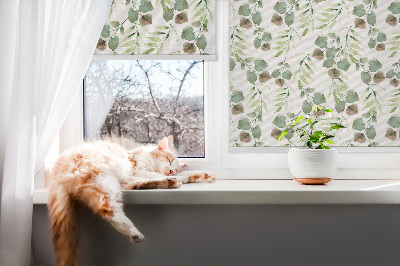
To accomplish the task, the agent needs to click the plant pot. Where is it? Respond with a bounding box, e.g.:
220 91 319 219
288 148 338 185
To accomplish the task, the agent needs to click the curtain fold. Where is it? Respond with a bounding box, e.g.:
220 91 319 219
0 0 112 265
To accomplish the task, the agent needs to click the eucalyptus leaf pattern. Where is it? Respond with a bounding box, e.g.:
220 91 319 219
230 0 400 147
95 0 215 55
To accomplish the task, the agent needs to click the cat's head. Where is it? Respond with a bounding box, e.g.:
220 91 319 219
149 137 179 176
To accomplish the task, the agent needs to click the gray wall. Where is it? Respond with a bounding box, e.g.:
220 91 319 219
32 205 400 266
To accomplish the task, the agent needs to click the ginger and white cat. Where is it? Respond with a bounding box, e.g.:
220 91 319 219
48 137 216 266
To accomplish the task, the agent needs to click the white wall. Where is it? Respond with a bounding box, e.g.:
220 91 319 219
32 204 400 266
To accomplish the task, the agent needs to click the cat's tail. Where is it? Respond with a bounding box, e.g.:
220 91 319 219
48 183 78 266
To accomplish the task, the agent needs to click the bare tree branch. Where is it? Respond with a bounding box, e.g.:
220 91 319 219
174 60 201 115
137 61 162 115
125 107 204 130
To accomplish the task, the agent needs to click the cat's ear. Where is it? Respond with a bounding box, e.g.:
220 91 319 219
167 135 178 155
157 137 168 151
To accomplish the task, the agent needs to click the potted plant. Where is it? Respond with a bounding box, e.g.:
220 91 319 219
279 106 345 185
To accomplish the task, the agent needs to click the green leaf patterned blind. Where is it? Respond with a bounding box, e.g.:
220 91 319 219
95 0 215 58
230 0 400 147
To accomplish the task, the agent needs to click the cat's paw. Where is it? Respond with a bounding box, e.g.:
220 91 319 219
203 171 217 183
177 163 187 173
166 177 182 189
187 171 217 183
130 232 145 243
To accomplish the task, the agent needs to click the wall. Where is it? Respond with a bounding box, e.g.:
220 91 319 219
32 204 400 266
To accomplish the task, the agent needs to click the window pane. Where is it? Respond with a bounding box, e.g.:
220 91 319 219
84 60 204 158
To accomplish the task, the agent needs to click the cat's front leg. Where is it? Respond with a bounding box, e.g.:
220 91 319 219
177 171 217 183
132 170 166 179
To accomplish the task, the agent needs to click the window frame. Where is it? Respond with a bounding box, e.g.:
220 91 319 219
58 0 400 181
61 60 209 161
217 0 400 177
82 59 208 160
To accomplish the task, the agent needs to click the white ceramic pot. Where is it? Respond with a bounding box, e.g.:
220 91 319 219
288 148 338 184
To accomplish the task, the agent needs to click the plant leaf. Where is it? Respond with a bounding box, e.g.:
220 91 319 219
353 4 366 17
315 36 328 48
388 116 400 128
101 25 110 38
369 60 382 72
367 11 376 25
231 91 245 103
346 91 359 103
294 116 304 125
273 116 286 128
196 35 207 50
174 0 188 11
139 0 153 13
389 2 400 14
262 32 272 42
252 125 262 139
181 27 195 41
252 11 262 25
313 92 326 105
302 101 312 114
331 124 345 129
108 36 119 51
254 59 268 71
238 4 251 16
238 118 251 130
246 71 257 84
285 12 294 26
352 118 365 131
366 125 376 139
278 130 288 141
273 1 287 14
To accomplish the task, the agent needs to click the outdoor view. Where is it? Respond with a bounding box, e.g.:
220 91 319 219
84 60 204 157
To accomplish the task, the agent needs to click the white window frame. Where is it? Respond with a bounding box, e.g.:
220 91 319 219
58 0 400 181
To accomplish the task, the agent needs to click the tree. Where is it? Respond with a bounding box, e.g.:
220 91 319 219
85 60 204 157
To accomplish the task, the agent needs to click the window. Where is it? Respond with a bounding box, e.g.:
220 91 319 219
55 0 400 182
229 0 400 150
83 60 205 158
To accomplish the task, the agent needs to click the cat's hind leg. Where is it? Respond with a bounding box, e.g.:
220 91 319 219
75 172 144 242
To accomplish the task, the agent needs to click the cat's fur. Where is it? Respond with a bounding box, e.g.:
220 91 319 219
48 137 216 266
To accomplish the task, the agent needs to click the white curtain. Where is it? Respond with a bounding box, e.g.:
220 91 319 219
0 0 112 265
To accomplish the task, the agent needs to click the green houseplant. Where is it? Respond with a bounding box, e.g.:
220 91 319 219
278 106 345 149
279 106 345 185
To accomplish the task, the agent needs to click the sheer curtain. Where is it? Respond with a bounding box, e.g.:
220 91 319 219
0 0 112 265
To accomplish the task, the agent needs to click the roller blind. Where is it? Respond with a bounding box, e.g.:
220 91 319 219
95 0 215 59
230 0 400 147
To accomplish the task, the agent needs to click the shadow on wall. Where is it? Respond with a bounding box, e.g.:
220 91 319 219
33 204 400 266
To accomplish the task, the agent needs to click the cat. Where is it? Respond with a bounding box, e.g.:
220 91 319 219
48 137 216 266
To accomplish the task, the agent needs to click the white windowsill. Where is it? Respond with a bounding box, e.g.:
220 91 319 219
33 179 400 205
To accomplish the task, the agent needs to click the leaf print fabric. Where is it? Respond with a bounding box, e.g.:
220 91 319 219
95 0 215 55
230 0 400 147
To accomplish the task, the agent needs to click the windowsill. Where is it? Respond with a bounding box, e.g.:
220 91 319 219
33 179 400 205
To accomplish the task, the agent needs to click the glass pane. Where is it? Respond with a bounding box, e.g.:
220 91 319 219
84 60 204 158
